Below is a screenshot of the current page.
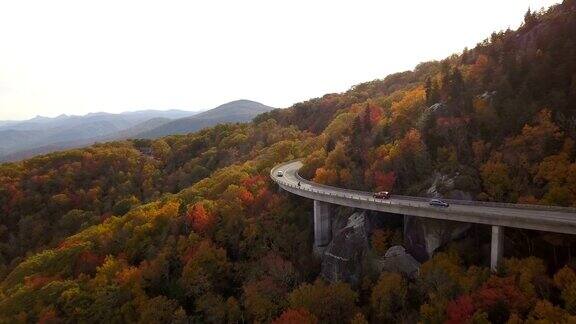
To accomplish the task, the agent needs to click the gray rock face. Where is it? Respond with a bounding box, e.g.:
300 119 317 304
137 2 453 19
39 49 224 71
428 103 445 112
321 211 370 284
377 245 420 279
426 172 455 198
321 209 467 284
426 172 475 201
404 216 470 262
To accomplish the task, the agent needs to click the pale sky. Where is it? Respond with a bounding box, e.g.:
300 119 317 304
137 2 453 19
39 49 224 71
0 0 561 120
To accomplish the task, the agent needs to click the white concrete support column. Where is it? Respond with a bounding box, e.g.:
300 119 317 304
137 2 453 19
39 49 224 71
490 225 504 272
313 200 332 255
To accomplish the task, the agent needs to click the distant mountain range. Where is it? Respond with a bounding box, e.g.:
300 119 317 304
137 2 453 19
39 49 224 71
136 100 275 138
0 100 274 162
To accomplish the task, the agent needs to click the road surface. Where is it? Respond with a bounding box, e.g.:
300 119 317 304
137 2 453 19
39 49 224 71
271 160 576 235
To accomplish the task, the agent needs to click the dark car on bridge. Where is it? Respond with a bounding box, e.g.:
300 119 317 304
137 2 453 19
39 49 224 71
429 199 449 207
373 191 391 199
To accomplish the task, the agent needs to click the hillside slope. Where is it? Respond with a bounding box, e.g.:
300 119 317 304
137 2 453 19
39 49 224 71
1 2 576 323
0 118 173 162
259 1 576 206
0 110 200 161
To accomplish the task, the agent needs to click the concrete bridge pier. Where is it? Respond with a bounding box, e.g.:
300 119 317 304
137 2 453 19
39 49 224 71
490 225 504 272
313 200 332 255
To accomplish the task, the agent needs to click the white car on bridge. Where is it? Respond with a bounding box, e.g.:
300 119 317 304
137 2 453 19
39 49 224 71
429 199 449 208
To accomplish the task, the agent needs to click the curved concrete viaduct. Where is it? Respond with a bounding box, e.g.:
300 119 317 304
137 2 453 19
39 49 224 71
270 160 576 270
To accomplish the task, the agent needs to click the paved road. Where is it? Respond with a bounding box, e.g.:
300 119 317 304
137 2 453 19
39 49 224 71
271 160 576 235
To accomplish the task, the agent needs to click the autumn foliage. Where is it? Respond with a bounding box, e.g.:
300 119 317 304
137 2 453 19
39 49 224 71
273 308 318 324
186 202 215 234
1 2 576 322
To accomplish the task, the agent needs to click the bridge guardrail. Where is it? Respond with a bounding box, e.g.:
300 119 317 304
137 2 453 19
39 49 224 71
271 159 576 214
277 180 576 226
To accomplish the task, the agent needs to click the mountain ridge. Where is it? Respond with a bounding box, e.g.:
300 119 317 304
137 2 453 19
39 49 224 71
135 99 275 138
0 1 575 322
0 100 273 161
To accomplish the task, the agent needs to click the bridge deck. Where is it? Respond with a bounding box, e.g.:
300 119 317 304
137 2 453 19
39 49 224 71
270 160 576 235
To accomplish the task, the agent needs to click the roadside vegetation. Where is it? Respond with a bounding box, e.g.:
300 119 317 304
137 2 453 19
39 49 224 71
1 1 576 322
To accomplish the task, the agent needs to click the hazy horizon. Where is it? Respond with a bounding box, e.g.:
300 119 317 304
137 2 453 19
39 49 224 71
0 0 561 120
0 104 237 122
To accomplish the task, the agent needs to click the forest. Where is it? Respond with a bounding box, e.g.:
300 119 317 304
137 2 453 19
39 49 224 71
1 1 576 322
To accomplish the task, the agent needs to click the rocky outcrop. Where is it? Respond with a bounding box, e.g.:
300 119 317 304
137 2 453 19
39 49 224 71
376 245 420 279
321 209 467 283
426 172 454 198
410 172 473 261
404 216 470 262
427 103 445 112
321 211 371 284
426 172 475 201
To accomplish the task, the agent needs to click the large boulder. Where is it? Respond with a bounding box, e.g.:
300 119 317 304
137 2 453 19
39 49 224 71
321 211 371 284
376 245 420 279
404 216 470 262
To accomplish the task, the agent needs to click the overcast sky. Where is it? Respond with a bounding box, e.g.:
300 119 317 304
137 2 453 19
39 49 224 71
0 0 561 120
